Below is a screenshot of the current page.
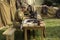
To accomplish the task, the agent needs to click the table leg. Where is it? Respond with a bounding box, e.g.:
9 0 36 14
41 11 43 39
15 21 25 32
43 27 46 38
41 27 45 40
24 29 27 40
41 28 43 40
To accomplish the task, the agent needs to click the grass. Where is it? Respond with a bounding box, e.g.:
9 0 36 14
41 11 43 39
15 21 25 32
44 18 60 27
0 30 6 40
44 18 60 40
0 18 60 40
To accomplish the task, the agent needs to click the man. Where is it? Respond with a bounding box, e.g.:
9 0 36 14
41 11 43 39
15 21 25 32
15 4 45 40
27 5 45 40
41 5 48 15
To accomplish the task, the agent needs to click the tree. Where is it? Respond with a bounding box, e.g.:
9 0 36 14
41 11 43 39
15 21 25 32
43 0 60 6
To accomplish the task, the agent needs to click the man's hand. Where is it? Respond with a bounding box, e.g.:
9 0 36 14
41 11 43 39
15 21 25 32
40 21 45 27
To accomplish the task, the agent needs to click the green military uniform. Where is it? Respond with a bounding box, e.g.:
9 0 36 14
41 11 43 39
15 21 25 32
16 8 42 22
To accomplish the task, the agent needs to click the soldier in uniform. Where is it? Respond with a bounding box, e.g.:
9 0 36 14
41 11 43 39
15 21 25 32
41 5 48 15
26 5 45 40
15 3 45 39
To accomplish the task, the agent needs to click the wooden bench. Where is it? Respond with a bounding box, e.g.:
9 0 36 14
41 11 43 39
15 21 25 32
3 28 16 40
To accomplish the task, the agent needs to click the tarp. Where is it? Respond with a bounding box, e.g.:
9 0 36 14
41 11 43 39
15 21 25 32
0 0 12 26
0 13 3 27
10 0 16 21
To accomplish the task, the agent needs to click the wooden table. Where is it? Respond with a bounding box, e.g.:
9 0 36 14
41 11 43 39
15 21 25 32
23 25 45 40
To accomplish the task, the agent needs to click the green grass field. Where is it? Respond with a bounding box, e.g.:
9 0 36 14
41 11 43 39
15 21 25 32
44 18 60 40
0 18 60 40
